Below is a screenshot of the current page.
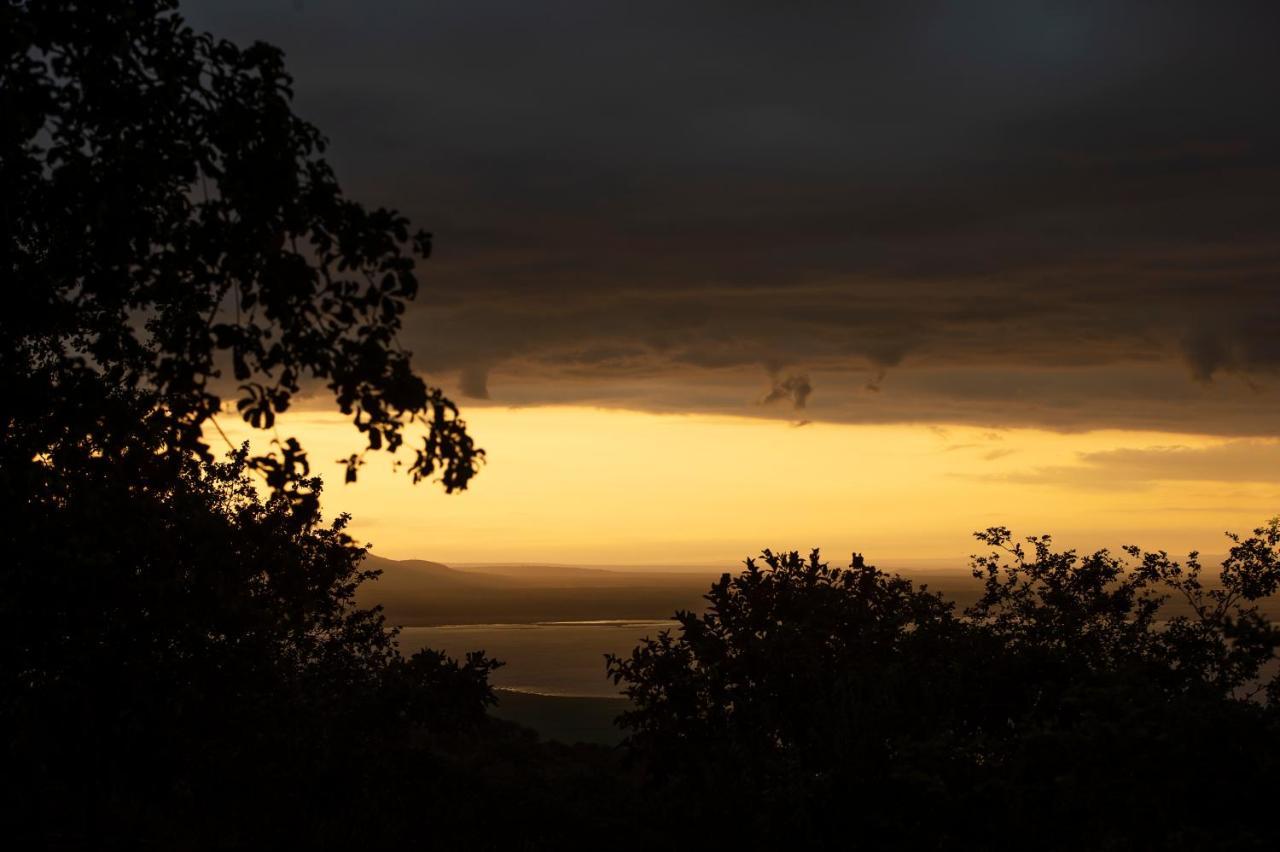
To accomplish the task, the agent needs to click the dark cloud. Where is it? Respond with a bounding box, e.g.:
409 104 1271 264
457 364 490 400
760 374 812 410
183 0 1280 435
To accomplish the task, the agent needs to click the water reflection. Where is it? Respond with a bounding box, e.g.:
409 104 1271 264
397 619 675 698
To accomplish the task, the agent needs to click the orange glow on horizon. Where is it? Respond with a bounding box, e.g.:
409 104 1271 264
214 406 1280 568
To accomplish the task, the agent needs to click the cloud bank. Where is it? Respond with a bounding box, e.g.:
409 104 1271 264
186 0 1280 435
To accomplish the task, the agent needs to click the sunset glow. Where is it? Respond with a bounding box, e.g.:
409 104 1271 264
218 406 1279 565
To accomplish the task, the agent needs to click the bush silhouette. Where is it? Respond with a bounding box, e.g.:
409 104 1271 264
0 446 506 847
609 526 1280 850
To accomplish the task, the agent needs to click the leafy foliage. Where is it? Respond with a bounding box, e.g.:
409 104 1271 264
0 443 501 847
1 0 480 496
609 526 1280 850
0 5 517 847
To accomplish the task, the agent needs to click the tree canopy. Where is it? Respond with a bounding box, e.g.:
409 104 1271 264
1 445 501 846
2 0 480 499
609 525 1280 850
0 5 511 847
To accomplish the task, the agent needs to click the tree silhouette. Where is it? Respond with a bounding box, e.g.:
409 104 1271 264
608 525 1280 850
2 0 480 499
1 443 504 847
0 5 514 847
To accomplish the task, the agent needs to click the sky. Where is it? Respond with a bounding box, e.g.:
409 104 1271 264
218 408 1280 565
189 1 1280 565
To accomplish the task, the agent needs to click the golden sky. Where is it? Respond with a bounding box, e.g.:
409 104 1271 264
217 406 1280 568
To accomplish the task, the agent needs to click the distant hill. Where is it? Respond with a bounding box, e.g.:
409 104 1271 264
357 554 714 626
360 555 512 592
448 562 711 586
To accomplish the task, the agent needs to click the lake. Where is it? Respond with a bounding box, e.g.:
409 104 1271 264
397 619 676 699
